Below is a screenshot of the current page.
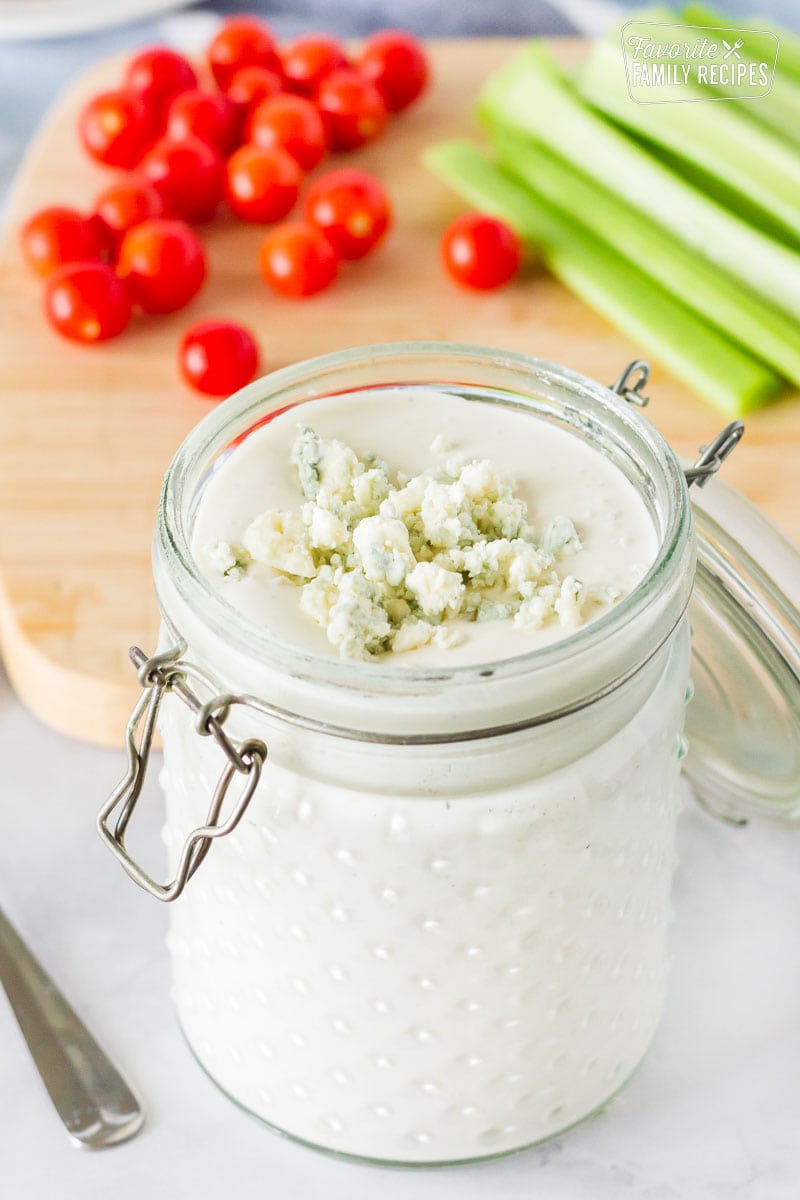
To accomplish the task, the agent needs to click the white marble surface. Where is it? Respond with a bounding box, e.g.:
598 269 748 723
2 2 799 1190
1 662 799 1198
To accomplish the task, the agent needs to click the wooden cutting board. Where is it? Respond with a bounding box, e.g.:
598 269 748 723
0 39 798 748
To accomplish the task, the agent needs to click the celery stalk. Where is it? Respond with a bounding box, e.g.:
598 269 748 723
681 4 800 143
745 15 800 83
424 139 781 415
477 43 800 324
682 4 800 84
576 39 800 249
487 129 800 389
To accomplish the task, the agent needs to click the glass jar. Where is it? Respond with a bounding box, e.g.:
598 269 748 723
98 343 798 1166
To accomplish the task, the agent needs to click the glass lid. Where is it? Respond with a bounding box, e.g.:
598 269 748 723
684 475 800 827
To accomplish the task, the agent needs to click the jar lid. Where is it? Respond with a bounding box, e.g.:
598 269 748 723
684 476 800 826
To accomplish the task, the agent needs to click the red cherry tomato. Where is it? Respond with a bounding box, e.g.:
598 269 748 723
258 221 338 298
20 205 108 277
166 88 240 154
247 94 327 171
93 181 165 250
357 30 429 112
44 262 131 342
225 144 302 223
279 34 348 96
316 69 388 151
78 89 153 169
207 16 280 90
117 218 206 313
124 47 197 116
440 213 521 290
141 134 224 223
179 319 259 396
225 65 282 120
303 168 390 260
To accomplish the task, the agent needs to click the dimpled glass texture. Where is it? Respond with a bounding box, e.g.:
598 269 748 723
153 344 694 1165
161 635 689 1164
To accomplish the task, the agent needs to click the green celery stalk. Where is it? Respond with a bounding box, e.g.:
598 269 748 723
477 43 800 323
682 4 800 143
576 39 800 249
424 139 781 415
745 14 800 82
682 4 800 84
487 128 800 388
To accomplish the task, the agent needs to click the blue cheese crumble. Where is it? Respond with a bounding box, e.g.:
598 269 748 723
205 426 621 660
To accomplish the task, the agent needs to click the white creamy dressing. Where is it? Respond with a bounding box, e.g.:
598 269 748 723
160 384 686 1163
190 387 657 666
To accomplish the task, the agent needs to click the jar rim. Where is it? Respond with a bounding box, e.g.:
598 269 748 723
155 341 693 724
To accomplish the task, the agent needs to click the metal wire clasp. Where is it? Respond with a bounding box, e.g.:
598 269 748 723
683 421 745 489
611 359 744 489
97 645 267 902
611 359 651 407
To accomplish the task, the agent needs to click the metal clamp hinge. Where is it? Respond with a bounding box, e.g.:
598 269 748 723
683 420 745 489
611 359 651 407
611 359 745 489
97 645 267 902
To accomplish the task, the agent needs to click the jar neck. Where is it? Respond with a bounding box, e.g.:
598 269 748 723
154 342 694 738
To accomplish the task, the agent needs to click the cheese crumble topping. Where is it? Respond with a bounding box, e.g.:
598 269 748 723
204 427 622 660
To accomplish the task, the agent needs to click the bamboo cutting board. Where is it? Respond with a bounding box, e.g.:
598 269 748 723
0 39 798 747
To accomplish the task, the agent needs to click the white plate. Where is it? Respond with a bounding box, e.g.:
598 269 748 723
0 0 197 41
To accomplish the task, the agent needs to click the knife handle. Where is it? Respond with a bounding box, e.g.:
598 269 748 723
0 905 144 1149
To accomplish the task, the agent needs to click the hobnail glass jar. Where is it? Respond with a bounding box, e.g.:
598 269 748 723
105 343 705 1165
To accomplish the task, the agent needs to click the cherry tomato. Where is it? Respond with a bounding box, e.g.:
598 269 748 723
179 319 259 396
440 213 521 290
357 30 429 112
225 65 282 120
20 205 108 277
166 88 240 154
316 69 387 151
247 94 327 171
303 168 390 260
93 181 165 250
207 16 280 90
225 144 302 223
124 47 197 116
117 218 206 313
44 262 131 342
78 89 154 169
141 135 224 223
279 34 348 96
258 221 338 297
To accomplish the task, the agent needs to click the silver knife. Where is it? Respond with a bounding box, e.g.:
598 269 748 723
0 904 144 1149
